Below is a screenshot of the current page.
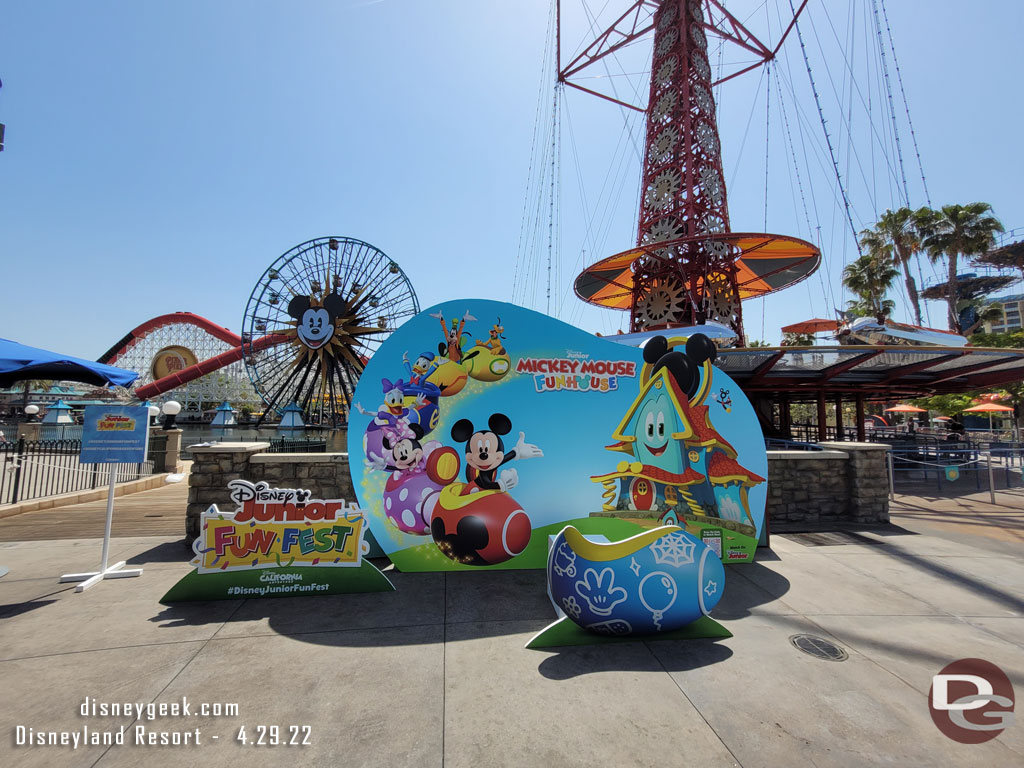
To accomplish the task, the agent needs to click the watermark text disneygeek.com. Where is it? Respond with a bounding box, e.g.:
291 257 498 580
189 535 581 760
12 697 238 749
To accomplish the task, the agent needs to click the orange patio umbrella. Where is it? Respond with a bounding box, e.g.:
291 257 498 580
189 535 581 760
884 404 927 413
962 403 1014 413
963 402 1015 433
781 318 838 334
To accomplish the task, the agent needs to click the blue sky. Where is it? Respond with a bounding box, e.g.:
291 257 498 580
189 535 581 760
1 0 1021 357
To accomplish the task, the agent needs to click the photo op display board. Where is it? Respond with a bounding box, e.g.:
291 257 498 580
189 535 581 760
81 405 150 464
348 299 766 572
161 480 393 602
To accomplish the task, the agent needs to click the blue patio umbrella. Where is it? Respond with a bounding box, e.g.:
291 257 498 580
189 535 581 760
0 338 138 388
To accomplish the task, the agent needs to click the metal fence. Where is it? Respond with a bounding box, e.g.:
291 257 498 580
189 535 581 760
765 438 824 451
885 443 1024 497
0 438 155 505
268 438 328 453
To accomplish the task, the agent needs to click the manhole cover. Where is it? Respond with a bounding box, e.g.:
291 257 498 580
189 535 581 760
789 634 848 661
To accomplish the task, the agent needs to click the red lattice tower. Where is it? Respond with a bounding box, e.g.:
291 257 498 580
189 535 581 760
634 1 735 332
567 1 819 340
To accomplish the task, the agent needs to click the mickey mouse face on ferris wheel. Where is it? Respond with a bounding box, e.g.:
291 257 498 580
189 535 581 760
288 294 346 350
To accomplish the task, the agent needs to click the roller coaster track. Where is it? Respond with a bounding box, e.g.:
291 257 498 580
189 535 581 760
98 312 289 400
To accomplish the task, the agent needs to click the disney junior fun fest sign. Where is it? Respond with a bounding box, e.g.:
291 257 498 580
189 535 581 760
160 481 393 602
197 480 366 572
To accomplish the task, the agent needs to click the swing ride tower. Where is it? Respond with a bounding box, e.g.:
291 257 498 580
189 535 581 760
571 0 820 340
561 1 1024 438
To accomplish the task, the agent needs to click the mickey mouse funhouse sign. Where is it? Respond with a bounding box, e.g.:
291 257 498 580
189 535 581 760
348 299 767 572
161 480 392 602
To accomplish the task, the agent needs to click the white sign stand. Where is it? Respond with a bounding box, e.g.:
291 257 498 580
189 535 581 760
60 464 144 592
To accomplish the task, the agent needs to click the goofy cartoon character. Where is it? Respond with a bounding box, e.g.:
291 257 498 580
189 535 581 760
429 309 475 363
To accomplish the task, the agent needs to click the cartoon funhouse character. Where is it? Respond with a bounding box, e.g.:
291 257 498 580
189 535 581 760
591 334 764 534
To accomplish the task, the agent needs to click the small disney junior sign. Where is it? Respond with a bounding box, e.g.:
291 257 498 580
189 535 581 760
197 480 367 572
160 480 393 602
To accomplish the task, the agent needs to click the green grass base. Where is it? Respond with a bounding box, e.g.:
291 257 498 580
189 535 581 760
387 517 649 572
525 615 732 649
160 560 394 603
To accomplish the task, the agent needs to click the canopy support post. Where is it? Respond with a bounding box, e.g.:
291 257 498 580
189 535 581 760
856 394 866 442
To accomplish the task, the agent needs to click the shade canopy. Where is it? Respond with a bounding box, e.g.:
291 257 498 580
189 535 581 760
781 318 838 334
963 403 1014 413
884 404 927 413
0 338 139 389
574 232 821 309
932 415 953 421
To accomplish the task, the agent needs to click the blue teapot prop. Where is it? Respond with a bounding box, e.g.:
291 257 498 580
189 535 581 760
547 525 724 636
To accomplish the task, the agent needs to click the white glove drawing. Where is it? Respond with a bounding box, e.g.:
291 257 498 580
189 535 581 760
462 310 477 323
514 431 543 459
366 452 388 472
429 311 444 320
497 468 519 492
354 402 371 416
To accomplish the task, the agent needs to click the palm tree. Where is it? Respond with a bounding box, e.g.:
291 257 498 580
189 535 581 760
918 203 1004 333
860 207 924 325
19 379 54 412
842 251 900 324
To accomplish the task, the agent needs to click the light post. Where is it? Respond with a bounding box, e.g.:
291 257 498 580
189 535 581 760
23 404 40 422
147 404 161 426
161 400 182 430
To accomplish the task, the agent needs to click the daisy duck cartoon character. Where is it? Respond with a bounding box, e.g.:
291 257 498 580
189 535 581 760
354 378 426 468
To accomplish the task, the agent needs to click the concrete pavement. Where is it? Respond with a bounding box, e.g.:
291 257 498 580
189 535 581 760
0 516 1021 766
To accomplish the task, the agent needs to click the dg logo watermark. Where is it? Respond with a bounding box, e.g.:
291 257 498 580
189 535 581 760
929 658 1015 743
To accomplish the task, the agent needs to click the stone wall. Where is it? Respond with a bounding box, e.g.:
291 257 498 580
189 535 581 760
766 442 889 530
185 443 354 543
186 442 889 542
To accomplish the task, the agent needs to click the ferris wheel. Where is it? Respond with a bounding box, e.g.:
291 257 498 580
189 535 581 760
241 237 419 427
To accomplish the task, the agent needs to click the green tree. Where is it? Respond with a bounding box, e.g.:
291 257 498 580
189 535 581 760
860 207 925 325
967 329 1024 429
918 203 1004 333
781 332 815 346
911 392 975 417
962 301 1005 336
842 251 900 323
20 379 54 410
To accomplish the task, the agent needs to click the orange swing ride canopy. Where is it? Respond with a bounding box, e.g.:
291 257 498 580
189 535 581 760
573 233 822 310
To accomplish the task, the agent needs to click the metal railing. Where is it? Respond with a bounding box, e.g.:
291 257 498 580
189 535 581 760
884 444 1024 499
765 438 824 451
268 438 328 453
0 438 155 505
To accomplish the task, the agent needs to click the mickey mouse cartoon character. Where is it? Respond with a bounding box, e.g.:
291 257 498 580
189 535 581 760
429 414 542 565
288 294 346 350
450 413 542 492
